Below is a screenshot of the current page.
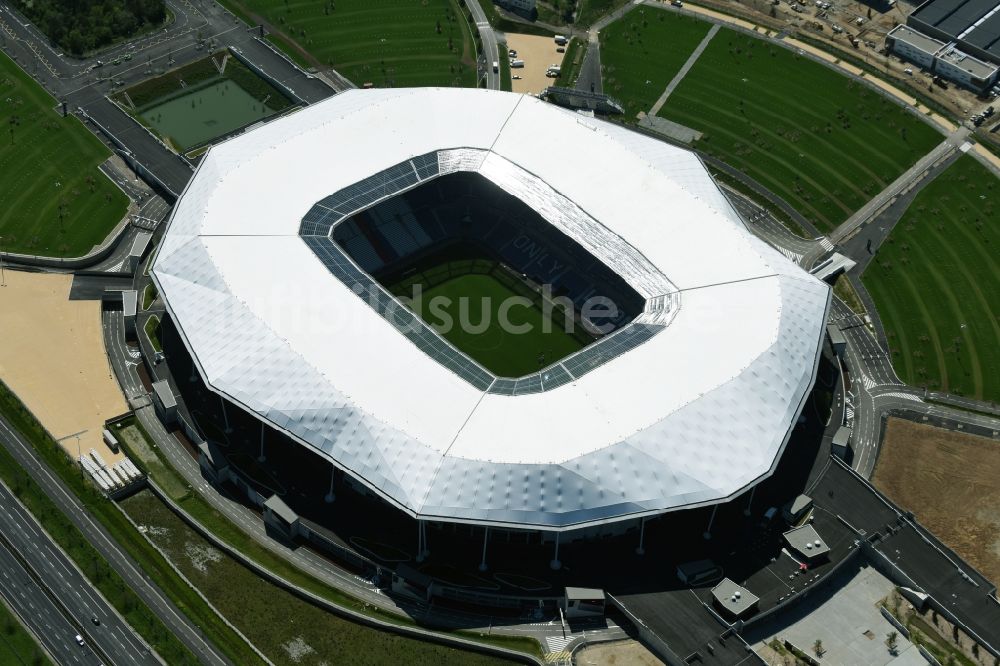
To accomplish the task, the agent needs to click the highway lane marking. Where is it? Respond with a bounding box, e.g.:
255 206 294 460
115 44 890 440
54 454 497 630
0 421 225 665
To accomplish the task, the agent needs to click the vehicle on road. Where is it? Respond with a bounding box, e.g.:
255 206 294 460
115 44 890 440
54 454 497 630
493 60 498 73
75 634 85 646
92 615 101 626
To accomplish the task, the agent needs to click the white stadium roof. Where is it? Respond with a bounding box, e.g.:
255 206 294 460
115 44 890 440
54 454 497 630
153 88 831 531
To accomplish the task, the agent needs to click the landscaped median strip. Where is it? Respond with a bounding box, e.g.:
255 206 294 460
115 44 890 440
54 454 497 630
0 380 270 665
0 594 53 665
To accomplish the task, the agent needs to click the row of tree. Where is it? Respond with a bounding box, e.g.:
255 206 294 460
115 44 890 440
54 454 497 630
13 0 167 56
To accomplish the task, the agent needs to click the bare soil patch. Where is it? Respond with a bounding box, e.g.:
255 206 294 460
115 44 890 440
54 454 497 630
873 417 1000 586
575 639 663 665
0 271 126 462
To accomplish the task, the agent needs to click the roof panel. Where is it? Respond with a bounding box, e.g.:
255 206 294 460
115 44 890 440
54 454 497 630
154 88 829 530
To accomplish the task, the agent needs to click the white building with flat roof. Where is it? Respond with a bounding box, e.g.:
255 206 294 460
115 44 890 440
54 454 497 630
887 24 1000 90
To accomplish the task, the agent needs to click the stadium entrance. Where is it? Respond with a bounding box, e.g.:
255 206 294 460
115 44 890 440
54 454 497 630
333 172 644 377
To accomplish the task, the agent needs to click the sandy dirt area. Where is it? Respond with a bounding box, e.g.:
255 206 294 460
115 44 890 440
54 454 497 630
506 33 566 95
873 417 1000 586
575 639 664 665
0 270 126 463
679 2 770 33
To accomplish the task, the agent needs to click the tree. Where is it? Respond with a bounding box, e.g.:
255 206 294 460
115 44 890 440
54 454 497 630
885 631 898 654
8 115 19 145
813 639 824 656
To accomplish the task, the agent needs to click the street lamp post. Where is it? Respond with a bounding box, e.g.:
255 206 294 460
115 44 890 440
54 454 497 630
75 434 83 478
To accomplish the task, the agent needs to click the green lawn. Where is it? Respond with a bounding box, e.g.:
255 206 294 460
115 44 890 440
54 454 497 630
0 599 51 666
122 490 516 666
145 315 163 352
644 23 942 232
217 0 477 87
405 271 586 377
0 53 128 257
863 156 1000 404
142 283 157 310
576 0 629 27
600 8 711 119
556 37 585 88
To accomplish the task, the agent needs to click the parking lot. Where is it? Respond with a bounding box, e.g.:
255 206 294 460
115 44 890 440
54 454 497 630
506 33 567 95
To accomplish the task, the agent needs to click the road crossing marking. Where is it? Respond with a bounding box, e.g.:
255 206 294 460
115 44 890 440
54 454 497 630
544 635 573 652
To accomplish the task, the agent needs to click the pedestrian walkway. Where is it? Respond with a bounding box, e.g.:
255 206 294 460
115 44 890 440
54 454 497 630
648 24 718 116
829 130 965 244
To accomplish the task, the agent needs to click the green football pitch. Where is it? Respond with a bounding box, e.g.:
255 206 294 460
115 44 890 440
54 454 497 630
219 0 477 88
119 55 295 152
0 53 128 257
403 271 587 377
863 156 1000 404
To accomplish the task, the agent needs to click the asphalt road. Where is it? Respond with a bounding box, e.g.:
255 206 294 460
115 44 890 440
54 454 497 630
93 196 171 273
0 544 103 666
1 0 336 197
0 415 231 666
465 0 500 90
0 480 156 666
736 190 1000 482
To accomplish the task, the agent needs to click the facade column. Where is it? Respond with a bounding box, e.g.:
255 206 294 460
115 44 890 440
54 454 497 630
635 517 646 556
324 466 335 503
479 527 489 572
550 532 562 570
220 395 232 433
416 521 424 563
189 362 198 383
703 505 718 540
743 486 756 517
422 521 430 560
258 421 266 462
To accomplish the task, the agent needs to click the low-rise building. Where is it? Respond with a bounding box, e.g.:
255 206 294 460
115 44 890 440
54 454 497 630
563 587 606 618
887 24 1000 92
151 379 177 424
783 524 831 564
832 425 853 461
710 578 759 620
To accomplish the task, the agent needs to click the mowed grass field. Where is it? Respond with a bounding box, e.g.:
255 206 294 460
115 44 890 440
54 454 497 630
0 54 128 257
643 24 942 232
221 0 477 87
405 272 585 376
600 8 711 119
863 156 1000 403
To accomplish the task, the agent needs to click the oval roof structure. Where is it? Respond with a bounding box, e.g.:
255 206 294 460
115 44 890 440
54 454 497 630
153 88 831 530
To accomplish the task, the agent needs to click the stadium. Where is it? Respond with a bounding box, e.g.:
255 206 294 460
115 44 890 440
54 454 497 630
152 88 832 565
